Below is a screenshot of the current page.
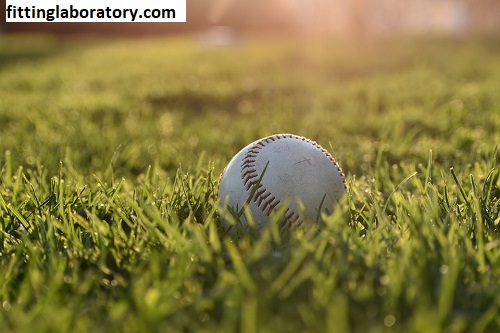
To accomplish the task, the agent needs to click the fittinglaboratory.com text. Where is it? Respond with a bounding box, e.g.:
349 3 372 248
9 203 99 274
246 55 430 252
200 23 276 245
6 4 183 22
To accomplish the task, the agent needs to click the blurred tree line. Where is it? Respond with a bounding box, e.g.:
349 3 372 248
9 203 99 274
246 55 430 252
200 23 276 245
1 0 499 36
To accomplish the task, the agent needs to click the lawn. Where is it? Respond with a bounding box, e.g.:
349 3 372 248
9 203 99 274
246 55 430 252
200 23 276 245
0 34 499 332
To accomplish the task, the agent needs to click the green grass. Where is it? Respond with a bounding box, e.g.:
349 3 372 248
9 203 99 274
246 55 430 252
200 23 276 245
0 34 499 332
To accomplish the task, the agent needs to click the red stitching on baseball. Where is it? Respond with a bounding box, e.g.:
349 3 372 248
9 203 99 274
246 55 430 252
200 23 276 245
280 208 300 230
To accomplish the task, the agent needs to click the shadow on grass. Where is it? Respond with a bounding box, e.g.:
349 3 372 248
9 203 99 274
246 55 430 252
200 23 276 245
0 34 64 70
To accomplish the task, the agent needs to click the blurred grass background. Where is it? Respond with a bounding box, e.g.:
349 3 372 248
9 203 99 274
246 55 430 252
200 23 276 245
1 35 499 177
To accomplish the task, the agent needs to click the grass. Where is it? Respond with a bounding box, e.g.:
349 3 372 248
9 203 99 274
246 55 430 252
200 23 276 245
0 33 499 332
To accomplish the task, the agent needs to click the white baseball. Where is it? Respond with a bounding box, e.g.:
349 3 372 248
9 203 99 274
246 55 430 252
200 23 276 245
218 134 347 234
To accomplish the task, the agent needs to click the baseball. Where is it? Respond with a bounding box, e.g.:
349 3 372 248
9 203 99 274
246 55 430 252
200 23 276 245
218 134 347 234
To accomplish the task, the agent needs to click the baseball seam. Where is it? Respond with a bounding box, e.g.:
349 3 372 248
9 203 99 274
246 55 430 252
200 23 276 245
240 134 347 230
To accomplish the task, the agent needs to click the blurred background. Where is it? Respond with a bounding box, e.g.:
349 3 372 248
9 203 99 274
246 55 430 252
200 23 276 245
1 0 499 37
